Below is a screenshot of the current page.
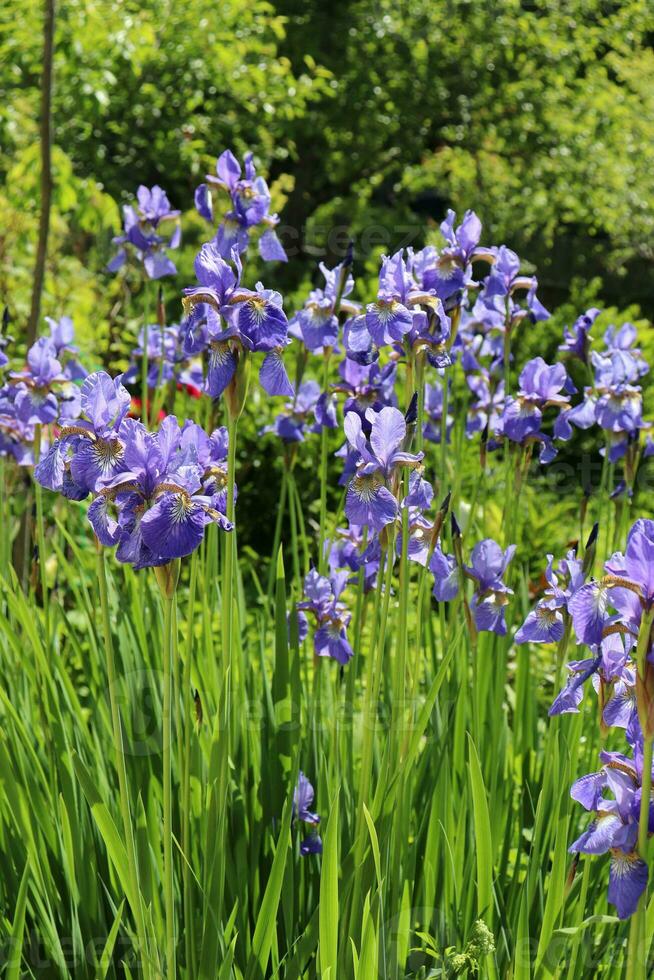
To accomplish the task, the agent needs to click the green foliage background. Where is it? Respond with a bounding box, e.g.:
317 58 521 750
2 0 654 346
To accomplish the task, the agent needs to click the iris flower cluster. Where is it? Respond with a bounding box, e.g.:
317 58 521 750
35 371 233 568
108 185 181 280
560 321 650 463
195 149 287 263
518 520 654 918
181 242 293 404
0 317 87 463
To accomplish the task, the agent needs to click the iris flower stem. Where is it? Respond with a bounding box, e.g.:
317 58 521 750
162 592 176 977
267 466 288 602
415 351 425 454
466 465 486 539
223 416 238 716
630 606 654 978
0 457 6 579
392 495 410 766
626 606 654 980
567 857 591 979
638 731 653 864
96 545 150 979
286 467 302 590
33 425 50 644
344 527 368 787
290 469 310 575
347 545 388 944
141 282 150 425
318 351 332 573
503 298 512 395
352 538 395 892
182 550 198 977
440 372 449 490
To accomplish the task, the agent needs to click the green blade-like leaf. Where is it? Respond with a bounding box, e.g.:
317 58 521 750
320 788 340 978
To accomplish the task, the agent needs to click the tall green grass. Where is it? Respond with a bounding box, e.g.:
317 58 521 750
0 380 642 978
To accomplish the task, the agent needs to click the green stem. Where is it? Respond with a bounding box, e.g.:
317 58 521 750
627 606 654 980
182 550 198 977
392 497 410 765
33 425 49 643
223 416 238 710
267 467 288 602
348 538 395 945
415 351 425 454
287 467 301 587
355 536 395 841
141 325 149 426
96 546 150 977
162 591 175 976
440 372 449 489
318 351 332 573
290 469 310 575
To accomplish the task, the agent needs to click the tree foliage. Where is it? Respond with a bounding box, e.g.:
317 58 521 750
1 0 653 338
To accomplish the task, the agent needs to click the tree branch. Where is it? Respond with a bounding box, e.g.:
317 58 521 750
27 0 56 346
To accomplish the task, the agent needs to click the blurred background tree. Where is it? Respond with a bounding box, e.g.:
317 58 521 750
1 0 653 346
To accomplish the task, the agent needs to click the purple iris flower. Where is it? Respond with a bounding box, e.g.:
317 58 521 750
364 251 417 348
343 406 423 532
333 359 397 431
465 540 516 635
475 251 550 331
568 749 651 919
430 538 515 635
108 185 181 279
603 323 649 378
44 316 86 381
568 519 654 649
345 249 450 362
83 414 232 569
466 371 505 438
293 771 320 824
560 322 649 461
297 568 354 665
124 323 186 389
497 357 574 461
602 671 638 733
196 149 287 262
327 524 381 593
397 508 436 567
516 550 584 645
34 371 131 499
0 384 37 464
412 210 486 301
430 545 459 602
300 834 323 856
292 772 323 856
182 242 293 399
261 380 336 443
402 303 451 369
9 337 81 425
558 307 601 363
289 260 360 353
